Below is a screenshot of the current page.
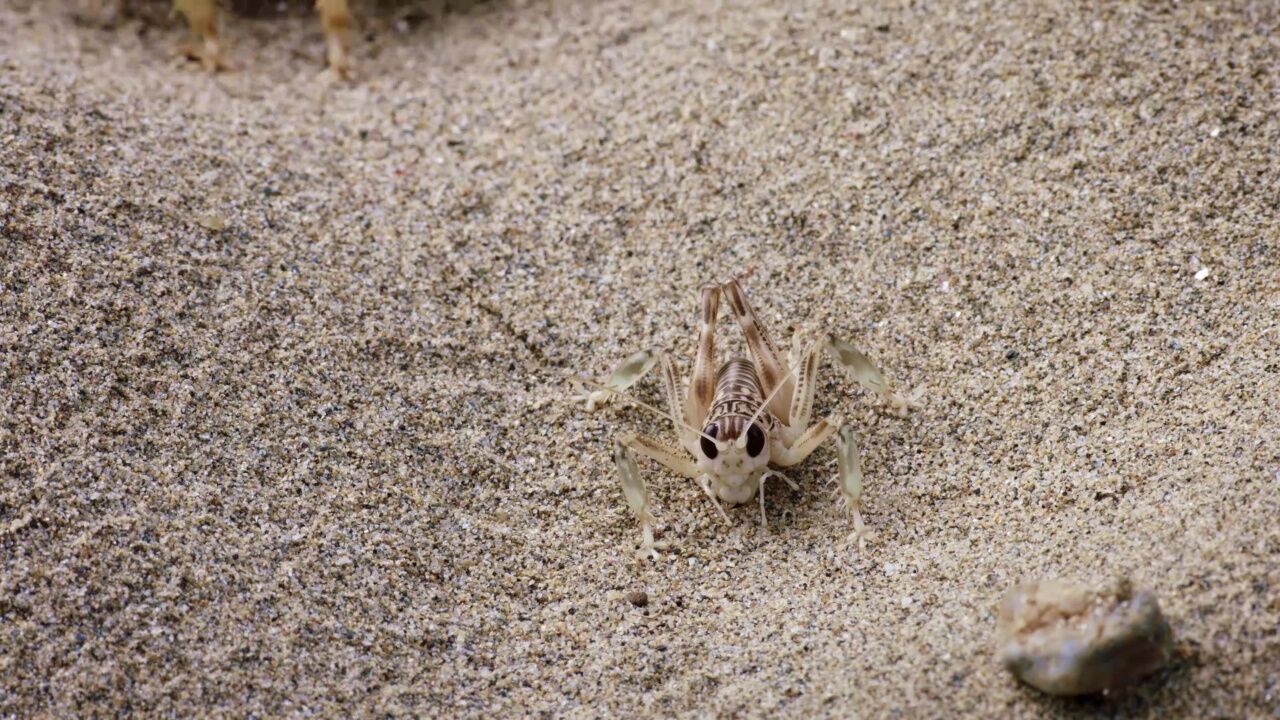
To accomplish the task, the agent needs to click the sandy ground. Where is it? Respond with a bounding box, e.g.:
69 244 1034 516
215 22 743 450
2 0 1279 716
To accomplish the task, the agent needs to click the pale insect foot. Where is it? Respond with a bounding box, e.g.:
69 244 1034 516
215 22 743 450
635 531 671 561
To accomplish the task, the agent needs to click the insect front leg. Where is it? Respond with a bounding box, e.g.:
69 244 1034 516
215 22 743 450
613 433 727 560
769 416 872 545
624 433 730 524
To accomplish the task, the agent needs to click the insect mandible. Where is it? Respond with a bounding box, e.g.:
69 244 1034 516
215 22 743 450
581 273 916 559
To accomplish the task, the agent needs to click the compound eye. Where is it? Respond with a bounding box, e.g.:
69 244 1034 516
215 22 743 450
700 424 719 459
746 424 765 457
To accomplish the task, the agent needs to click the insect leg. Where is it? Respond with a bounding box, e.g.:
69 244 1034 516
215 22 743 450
582 347 664 412
614 433 720 558
173 0 228 71
825 335 918 417
831 424 872 549
786 334 827 437
757 469 798 527
772 418 871 548
582 348 701 451
619 432 699 478
684 283 721 429
770 417 839 467
722 277 794 423
316 0 354 79
613 439 664 560
621 432 729 523
657 354 690 446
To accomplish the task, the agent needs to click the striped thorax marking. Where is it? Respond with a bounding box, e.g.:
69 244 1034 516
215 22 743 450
705 358 776 443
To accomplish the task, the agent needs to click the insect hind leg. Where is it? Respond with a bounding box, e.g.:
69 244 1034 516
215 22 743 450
684 283 720 429
721 277 794 424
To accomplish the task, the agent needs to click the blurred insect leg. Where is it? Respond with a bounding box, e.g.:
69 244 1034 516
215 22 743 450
832 424 871 549
173 0 227 71
722 277 794 423
685 283 720 429
825 335 917 417
583 347 663 412
316 0 354 78
771 416 838 467
613 440 665 559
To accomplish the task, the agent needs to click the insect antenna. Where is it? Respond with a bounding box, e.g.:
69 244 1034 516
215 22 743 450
577 377 720 445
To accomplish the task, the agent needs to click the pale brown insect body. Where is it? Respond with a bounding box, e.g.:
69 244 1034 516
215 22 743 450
695 358 779 506
583 275 916 558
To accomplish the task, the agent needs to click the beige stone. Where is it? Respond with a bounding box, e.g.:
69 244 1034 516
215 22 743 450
997 579 1174 695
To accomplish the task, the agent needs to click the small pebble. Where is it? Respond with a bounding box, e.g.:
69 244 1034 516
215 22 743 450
196 212 227 231
626 591 649 608
996 578 1173 695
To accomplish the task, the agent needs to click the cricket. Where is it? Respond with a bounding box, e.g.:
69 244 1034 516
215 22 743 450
581 274 916 559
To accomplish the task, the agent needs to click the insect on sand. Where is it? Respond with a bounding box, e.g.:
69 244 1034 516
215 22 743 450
580 273 917 559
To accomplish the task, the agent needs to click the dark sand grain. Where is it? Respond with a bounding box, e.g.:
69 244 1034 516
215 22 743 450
2 0 1278 716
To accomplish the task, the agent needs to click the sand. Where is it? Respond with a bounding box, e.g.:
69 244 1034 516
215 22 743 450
2 0 1278 716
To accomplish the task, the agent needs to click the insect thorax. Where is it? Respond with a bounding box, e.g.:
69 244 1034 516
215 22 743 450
705 358 776 441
